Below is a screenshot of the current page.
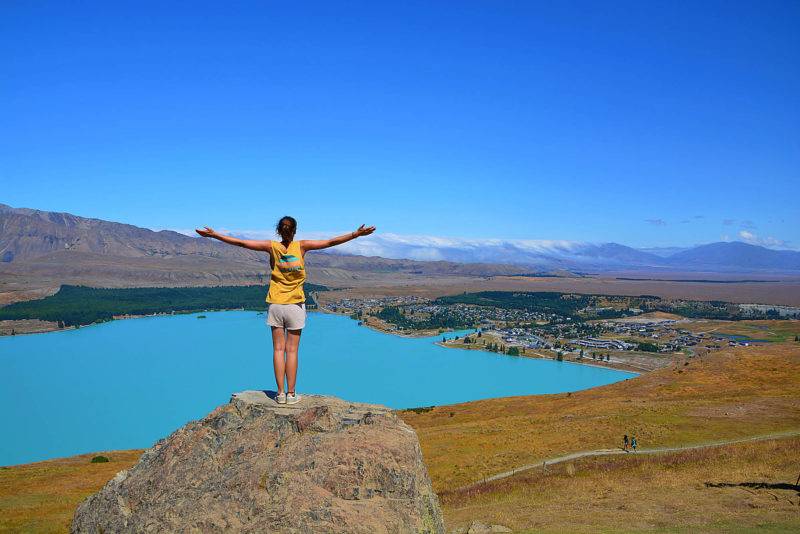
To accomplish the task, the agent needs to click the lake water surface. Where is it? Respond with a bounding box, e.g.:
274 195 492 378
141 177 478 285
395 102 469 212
0 311 637 465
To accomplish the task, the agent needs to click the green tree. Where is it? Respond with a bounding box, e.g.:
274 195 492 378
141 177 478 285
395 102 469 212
507 346 520 356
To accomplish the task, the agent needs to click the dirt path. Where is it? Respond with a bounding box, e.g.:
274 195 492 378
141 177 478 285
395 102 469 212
459 429 800 490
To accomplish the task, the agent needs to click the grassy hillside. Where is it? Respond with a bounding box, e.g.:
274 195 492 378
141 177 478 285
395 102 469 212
398 340 800 532
400 342 800 492
0 450 143 533
439 435 800 533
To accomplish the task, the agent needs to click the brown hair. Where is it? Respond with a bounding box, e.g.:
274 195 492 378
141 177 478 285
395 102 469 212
276 216 297 241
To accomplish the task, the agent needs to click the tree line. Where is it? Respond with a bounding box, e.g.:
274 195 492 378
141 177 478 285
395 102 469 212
0 284 328 327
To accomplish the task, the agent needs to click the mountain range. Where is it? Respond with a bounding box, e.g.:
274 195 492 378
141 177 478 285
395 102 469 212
314 231 800 273
1 204 799 291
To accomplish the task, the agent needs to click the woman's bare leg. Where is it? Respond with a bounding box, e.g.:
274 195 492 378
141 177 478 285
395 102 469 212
271 326 287 394
285 329 302 394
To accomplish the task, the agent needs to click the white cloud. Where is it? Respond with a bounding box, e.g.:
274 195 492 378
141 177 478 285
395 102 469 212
297 232 588 263
157 227 602 264
737 230 788 249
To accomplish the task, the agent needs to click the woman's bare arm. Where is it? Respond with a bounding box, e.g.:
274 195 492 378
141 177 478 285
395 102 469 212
195 226 271 252
300 224 376 253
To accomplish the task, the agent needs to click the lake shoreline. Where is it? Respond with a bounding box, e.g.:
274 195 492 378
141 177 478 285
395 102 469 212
2 306 649 375
1 308 260 337
315 307 647 374
432 340 645 374
315 305 447 338
1 304 646 375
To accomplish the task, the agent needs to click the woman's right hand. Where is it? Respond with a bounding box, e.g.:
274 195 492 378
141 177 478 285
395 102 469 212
195 226 217 238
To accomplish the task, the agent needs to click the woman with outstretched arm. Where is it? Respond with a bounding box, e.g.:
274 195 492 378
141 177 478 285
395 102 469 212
196 217 376 404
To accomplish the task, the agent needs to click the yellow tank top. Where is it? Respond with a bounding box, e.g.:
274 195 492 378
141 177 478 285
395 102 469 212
266 240 306 304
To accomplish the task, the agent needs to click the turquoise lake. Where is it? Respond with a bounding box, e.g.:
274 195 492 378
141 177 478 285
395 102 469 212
0 311 637 466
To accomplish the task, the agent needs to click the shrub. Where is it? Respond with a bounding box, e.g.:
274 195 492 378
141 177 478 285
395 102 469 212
404 406 435 414
91 455 109 463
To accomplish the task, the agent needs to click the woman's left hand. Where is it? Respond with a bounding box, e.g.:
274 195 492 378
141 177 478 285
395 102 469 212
354 224 376 237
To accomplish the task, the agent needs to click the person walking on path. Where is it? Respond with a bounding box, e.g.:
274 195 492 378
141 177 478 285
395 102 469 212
623 434 629 451
196 217 375 405
631 435 637 452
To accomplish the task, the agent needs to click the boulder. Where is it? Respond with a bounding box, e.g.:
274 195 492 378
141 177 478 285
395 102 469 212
72 391 444 533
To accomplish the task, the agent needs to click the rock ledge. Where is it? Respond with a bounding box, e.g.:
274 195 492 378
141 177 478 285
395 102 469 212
72 390 444 533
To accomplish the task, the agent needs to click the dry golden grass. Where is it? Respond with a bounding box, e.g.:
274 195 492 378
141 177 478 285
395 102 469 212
0 319 60 336
440 436 800 533
682 319 800 343
0 450 142 533
321 275 800 306
400 343 800 492
610 311 685 322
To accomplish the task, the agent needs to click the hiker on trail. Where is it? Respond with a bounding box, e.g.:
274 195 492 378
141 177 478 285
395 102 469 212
623 434 629 451
631 435 637 451
196 217 376 405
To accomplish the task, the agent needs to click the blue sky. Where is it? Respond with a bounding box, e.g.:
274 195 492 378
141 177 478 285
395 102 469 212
2 1 798 249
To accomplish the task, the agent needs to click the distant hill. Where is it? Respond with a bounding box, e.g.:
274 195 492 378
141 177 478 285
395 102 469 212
0 203 262 264
324 232 800 274
0 204 531 289
323 234 668 270
569 243 663 265
1 204 799 292
665 241 800 272
637 246 690 258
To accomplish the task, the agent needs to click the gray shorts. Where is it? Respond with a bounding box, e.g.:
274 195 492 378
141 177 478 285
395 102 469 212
266 303 306 330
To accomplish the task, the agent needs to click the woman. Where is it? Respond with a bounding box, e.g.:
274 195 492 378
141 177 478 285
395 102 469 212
195 217 375 405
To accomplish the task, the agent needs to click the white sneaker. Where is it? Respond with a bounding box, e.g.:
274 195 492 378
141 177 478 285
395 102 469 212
275 392 286 404
286 392 301 405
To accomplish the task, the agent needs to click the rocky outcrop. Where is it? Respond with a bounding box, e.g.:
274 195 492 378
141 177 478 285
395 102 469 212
72 391 444 533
